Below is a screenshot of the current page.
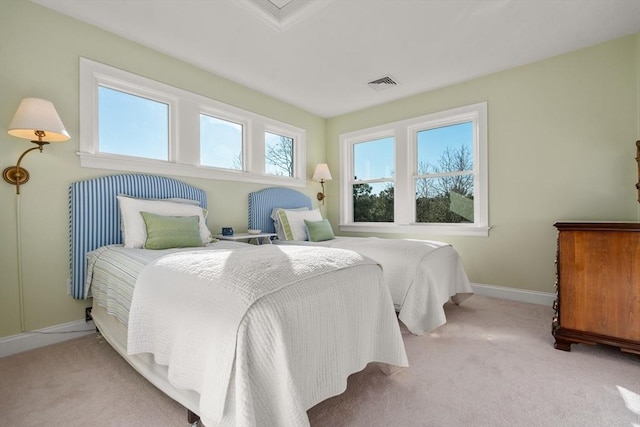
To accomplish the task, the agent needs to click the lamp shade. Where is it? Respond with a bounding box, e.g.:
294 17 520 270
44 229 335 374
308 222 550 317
312 163 332 181
7 98 70 142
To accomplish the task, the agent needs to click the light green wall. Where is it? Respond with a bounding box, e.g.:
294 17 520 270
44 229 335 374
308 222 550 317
0 0 326 337
327 33 640 294
1 0 638 339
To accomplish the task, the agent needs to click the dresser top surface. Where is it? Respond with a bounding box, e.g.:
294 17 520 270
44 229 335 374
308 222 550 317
554 221 640 231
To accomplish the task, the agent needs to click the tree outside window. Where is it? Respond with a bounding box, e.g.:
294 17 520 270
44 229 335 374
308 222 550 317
265 132 294 177
415 122 474 223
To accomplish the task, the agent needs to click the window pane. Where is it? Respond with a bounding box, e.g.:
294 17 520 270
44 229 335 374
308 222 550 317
415 175 474 223
265 132 294 177
98 86 168 160
353 137 394 180
200 114 243 170
417 122 472 174
353 182 394 222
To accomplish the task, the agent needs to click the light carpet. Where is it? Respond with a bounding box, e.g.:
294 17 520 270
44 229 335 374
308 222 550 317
0 295 638 426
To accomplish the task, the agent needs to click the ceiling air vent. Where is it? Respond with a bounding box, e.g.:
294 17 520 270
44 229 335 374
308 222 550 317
368 75 398 91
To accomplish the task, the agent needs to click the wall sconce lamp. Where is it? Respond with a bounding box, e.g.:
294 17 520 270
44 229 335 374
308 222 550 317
3 98 70 194
312 163 332 205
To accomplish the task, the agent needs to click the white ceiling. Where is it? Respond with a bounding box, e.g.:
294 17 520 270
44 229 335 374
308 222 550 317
33 0 640 118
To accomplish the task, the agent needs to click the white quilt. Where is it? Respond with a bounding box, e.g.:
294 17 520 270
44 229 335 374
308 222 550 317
276 237 474 335
127 244 408 426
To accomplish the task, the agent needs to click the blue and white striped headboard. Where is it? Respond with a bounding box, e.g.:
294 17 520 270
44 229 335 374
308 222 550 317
69 174 207 299
248 187 312 234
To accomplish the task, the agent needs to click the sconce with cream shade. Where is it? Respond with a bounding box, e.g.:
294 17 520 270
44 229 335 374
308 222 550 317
312 163 332 204
3 98 70 194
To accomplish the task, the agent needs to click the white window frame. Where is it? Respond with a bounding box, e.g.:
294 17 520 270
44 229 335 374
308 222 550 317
339 102 489 236
79 58 306 187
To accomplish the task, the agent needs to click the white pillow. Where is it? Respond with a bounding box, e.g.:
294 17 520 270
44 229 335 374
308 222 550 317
271 207 308 240
276 208 323 241
117 196 212 248
118 196 202 236
161 197 202 206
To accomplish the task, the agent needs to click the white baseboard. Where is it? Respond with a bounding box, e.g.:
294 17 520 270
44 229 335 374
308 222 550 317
471 283 555 306
0 319 96 358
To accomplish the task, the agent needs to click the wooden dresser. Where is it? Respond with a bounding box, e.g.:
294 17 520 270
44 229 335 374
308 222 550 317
552 222 640 354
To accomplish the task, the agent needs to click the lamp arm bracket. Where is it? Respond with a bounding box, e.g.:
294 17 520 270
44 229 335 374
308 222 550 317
16 142 48 169
3 141 49 194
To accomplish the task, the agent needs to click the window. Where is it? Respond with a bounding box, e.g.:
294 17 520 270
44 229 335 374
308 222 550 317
98 86 169 161
415 122 474 224
340 102 488 236
352 137 395 222
265 132 294 177
200 114 243 170
79 58 307 187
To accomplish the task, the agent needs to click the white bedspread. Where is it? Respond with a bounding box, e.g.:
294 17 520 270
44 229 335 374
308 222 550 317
276 237 474 335
127 244 408 426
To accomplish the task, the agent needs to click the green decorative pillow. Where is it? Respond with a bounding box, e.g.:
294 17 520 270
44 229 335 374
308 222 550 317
141 212 204 250
304 219 335 242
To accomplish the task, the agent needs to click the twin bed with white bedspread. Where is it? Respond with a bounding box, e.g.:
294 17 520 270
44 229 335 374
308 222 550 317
248 187 474 335
70 174 408 426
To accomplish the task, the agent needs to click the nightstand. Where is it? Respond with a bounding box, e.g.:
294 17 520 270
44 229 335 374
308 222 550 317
216 232 277 245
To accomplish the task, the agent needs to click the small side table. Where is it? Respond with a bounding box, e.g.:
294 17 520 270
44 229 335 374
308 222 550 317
216 232 277 245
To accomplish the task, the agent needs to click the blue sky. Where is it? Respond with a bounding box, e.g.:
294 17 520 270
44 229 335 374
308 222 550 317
201 114 242 169
98 86 168 160
353 121 473 181
417 122 473 173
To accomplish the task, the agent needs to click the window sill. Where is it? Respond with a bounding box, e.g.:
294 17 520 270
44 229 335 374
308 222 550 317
339 223 491 237
78 152 307 187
